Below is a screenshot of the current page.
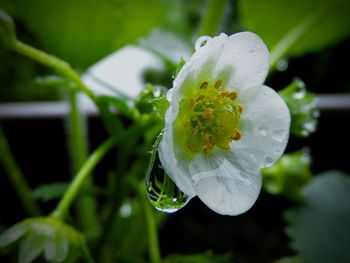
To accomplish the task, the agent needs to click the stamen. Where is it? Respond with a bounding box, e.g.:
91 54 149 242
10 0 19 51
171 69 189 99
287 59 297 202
228 91 237 100
202 108 214 119
236 105 243 113
220 91 229 97
200 81 208 89
215 79 222 89
203 141 214 155
231 131 242 141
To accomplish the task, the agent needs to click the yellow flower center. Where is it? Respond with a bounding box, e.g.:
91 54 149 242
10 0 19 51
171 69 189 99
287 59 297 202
174 79 243 157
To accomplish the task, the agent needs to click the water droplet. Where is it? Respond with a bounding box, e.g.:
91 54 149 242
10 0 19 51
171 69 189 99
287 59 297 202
276 58 288 71
195 36 212 51
146 152 189 213
258 126 267 136
292 82 306 99
272 129 286 141
264 156 273 166
120 201 132 218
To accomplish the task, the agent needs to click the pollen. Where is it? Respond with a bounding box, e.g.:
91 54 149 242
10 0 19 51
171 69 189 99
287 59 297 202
175 79 243 156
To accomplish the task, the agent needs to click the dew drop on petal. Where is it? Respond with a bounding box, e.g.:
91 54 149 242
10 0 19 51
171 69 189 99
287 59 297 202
258 126 267 136
194 36 212 51
146 153 189 213
272 129 286 142
263 156 274 166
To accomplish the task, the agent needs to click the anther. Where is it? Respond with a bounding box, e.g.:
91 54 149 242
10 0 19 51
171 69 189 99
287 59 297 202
228 91 237 100
220 91 229 97
236 104 243 113
215 79 223 89
200 81 208 89
231 131 242 141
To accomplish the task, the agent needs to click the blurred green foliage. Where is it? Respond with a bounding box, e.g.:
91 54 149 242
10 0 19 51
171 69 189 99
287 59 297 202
239 0 350 57
0 217 91 262
262 150 312 201
285 171 350 263
0 0 171 68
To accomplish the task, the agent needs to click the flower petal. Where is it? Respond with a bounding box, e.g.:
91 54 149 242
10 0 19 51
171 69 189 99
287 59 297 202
214 32 270 91
235 85 291 167
159 127 196 197
189 150 261 215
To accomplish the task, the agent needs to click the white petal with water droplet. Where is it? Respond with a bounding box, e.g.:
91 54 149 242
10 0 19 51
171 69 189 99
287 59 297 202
235 85 290 167
190 151 261 215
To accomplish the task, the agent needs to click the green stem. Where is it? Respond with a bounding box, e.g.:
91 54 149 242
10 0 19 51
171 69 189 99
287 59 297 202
12 40 96 101
0 128 42 216
270 5 327 70
138 183 161 263
67 91 99 237
50 138 116 221
198 0 229 36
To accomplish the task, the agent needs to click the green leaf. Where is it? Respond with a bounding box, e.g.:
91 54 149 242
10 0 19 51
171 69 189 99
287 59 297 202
1 0 169 68
32 183 69 202
239 0 350 61
285 171 350 263
163 251 232 263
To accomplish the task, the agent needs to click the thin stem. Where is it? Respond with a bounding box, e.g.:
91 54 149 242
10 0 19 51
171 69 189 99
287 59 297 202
12 40 96 101
67 91 99 237
198 0 229 36
270 5 327 70
50 138 116 221
138 182 161 263
0 128 42 216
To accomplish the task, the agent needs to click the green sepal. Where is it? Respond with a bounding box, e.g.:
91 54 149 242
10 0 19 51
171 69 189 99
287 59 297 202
174 57 185 77
150 95 169 119
0 217 92 262
279 78 319 137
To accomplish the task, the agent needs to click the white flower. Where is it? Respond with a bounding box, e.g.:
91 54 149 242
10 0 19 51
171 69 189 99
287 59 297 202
158 32 290 215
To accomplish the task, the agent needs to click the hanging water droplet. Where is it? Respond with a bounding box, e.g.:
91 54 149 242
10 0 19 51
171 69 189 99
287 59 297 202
146 153 189 213
145 131 189 213
258 126 267 136
194 36 212 51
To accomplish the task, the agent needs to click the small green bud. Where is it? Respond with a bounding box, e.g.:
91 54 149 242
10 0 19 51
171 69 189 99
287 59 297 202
0 9 16 49
135 84 168 116
279 78 319 137
262 150 312 201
